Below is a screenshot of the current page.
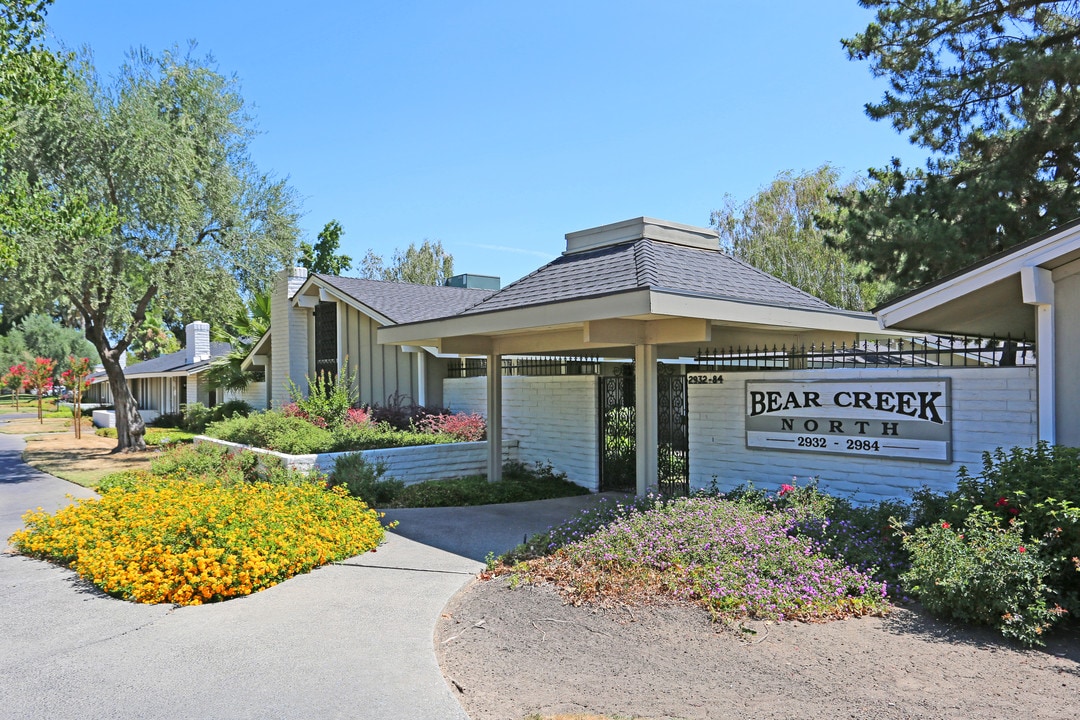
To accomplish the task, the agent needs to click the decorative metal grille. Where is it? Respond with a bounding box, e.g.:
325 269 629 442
657 373 689 496
447 356 603 378
598 372 636 493
314 302 338 382
694 335 1035 371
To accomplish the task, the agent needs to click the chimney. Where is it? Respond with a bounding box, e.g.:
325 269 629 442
287 266 308 298
185 322 211 364
271 266 313 407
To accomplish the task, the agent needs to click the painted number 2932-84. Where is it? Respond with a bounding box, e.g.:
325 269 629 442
796 436 881 452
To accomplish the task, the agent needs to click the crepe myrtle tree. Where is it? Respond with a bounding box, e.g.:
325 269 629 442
24 355 52 423
1 46 300 451
2 363 25 409
61 355 91 438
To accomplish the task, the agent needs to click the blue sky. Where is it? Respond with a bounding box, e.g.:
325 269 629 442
45 1 922 285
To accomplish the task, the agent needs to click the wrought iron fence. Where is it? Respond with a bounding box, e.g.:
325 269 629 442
446 356 603 378
693 335 1035 371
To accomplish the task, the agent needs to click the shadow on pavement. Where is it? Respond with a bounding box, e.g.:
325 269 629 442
381 492 619 562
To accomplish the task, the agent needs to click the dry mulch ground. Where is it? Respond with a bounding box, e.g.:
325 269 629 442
8 420 155 487
437 577 1080 720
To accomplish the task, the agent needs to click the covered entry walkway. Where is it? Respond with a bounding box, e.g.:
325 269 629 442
380 217 882 494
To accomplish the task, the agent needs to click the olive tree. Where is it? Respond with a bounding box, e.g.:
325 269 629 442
1 46 299 451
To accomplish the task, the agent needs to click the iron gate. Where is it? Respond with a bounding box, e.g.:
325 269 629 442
598 365 689 495
598 369 635 492
657 368 689 496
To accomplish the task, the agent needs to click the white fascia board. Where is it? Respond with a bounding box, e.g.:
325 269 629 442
240 331 271 370
123 371 191 380
290 276 395 325
649 292 882 335
878 224 1080 328
378 289 653 345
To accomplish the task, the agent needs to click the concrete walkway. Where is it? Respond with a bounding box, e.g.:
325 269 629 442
0 431 608 719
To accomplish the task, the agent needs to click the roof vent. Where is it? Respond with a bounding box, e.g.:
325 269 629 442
564 217 719 255
444 273 501 290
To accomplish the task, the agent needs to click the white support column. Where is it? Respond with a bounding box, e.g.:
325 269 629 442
416 351 427 407
336 300 345 372
634 344 658 496
1022 265 1056 443
486 353 503 482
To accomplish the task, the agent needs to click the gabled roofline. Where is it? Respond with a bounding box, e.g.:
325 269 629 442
875 216 1080 327
291 274 396 325
241 330 271 370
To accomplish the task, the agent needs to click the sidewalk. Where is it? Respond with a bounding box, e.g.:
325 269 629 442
0 432 602 719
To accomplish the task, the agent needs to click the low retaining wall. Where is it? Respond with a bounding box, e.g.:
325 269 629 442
92 408 159 428
194 436 520 484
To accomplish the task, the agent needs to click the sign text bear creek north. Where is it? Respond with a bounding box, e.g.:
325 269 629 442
745 379 952 462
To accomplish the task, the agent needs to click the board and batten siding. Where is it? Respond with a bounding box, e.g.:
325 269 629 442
690 366 1038 502
340 304 420 408
444 375 599 490
1054 260 1080 446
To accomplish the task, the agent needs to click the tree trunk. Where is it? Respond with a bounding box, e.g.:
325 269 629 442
100 350 146 453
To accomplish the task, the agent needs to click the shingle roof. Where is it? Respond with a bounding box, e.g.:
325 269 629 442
87 342 232 382
459 238 835 316
312 274 494 323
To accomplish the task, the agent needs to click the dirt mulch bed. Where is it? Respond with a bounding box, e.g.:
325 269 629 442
18 428 155 487
437 577 1080 720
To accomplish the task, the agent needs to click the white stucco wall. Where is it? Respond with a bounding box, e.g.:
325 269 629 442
444 375 599 491
690 367 1038 502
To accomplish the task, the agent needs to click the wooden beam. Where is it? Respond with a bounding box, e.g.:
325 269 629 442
585 317 712 345
439 335 493 355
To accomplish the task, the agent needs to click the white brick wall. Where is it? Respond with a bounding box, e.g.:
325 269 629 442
690 367 1038 502
270 267 309 408
223 381 267 410
444 375 599 490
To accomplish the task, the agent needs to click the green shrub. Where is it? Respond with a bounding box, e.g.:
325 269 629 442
144 442 313 486
206 411 335 455
327 453 404 507
286 360 357 429
898 507 1064 646
388 461 589 509
211 399 253 423
911 442 1080 615
181 402 213 433
329 421 450 452
97 469 156 494
150 412 185 428
94 426 196 446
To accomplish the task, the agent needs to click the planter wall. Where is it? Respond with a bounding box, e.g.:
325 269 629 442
92 408 160 429
194 436 520 485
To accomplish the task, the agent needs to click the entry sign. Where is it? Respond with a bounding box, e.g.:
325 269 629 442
746 379 951 462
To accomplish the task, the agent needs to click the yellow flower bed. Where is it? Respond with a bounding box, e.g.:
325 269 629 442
10 479 387 605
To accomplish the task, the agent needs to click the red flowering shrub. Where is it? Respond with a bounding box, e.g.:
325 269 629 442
345 407 371 427
413 412 486 442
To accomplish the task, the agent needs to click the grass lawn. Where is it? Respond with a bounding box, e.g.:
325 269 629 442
20 428 156 487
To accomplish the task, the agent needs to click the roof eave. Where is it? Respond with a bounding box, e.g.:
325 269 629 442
876 218 1080 330
379 287 884 349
